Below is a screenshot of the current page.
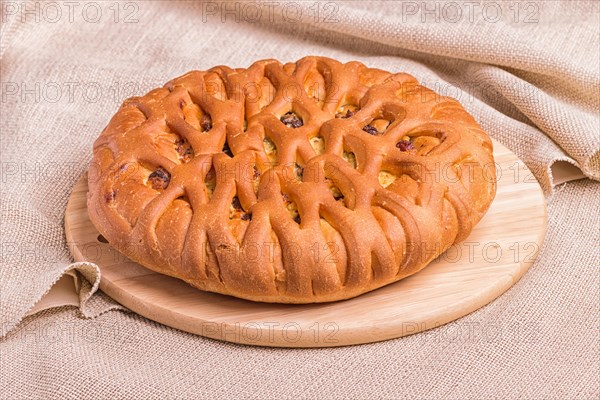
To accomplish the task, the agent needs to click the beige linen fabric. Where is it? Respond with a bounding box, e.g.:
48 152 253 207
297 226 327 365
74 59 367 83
1 1 598 398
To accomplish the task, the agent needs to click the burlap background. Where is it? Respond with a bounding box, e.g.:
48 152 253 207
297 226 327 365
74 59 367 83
1 1 598 398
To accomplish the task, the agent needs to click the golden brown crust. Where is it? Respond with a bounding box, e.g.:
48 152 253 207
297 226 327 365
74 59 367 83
87 56 496 303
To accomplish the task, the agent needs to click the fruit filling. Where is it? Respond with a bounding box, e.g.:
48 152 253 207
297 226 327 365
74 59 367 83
335 104 358 119
282 193 300 223
378 171 397 188
148 167 170 190
280 111 303 128
396 135 415 152
175 138 193 162
310 136 325 154
205 167 216 197
263 137 277 164
343 151 357 169
230 195 251 220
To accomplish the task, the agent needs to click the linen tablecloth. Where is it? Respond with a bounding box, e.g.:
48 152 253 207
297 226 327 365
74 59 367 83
1 1 599 398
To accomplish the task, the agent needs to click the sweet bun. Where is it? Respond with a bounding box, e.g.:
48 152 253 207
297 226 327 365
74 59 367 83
87 56 496 303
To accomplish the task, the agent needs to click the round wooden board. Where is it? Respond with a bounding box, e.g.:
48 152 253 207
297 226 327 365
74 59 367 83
65 141 546 347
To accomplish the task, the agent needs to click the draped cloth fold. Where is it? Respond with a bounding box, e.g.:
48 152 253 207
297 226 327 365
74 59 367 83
1 1 598 398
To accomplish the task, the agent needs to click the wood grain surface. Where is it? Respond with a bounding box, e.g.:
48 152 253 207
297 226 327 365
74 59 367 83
65 141 547 347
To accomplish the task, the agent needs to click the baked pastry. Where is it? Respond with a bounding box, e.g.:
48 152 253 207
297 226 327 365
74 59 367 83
87 56 496 303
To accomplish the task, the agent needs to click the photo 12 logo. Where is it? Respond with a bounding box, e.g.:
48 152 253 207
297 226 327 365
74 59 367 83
400 1 540 24
199 1 340 24
201 321 340 344
2 1 140 24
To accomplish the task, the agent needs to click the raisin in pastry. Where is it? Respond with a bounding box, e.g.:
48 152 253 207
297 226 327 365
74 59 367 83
87 56 496 303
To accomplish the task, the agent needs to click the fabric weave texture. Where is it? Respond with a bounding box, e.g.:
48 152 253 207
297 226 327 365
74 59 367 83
1 1 598 398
